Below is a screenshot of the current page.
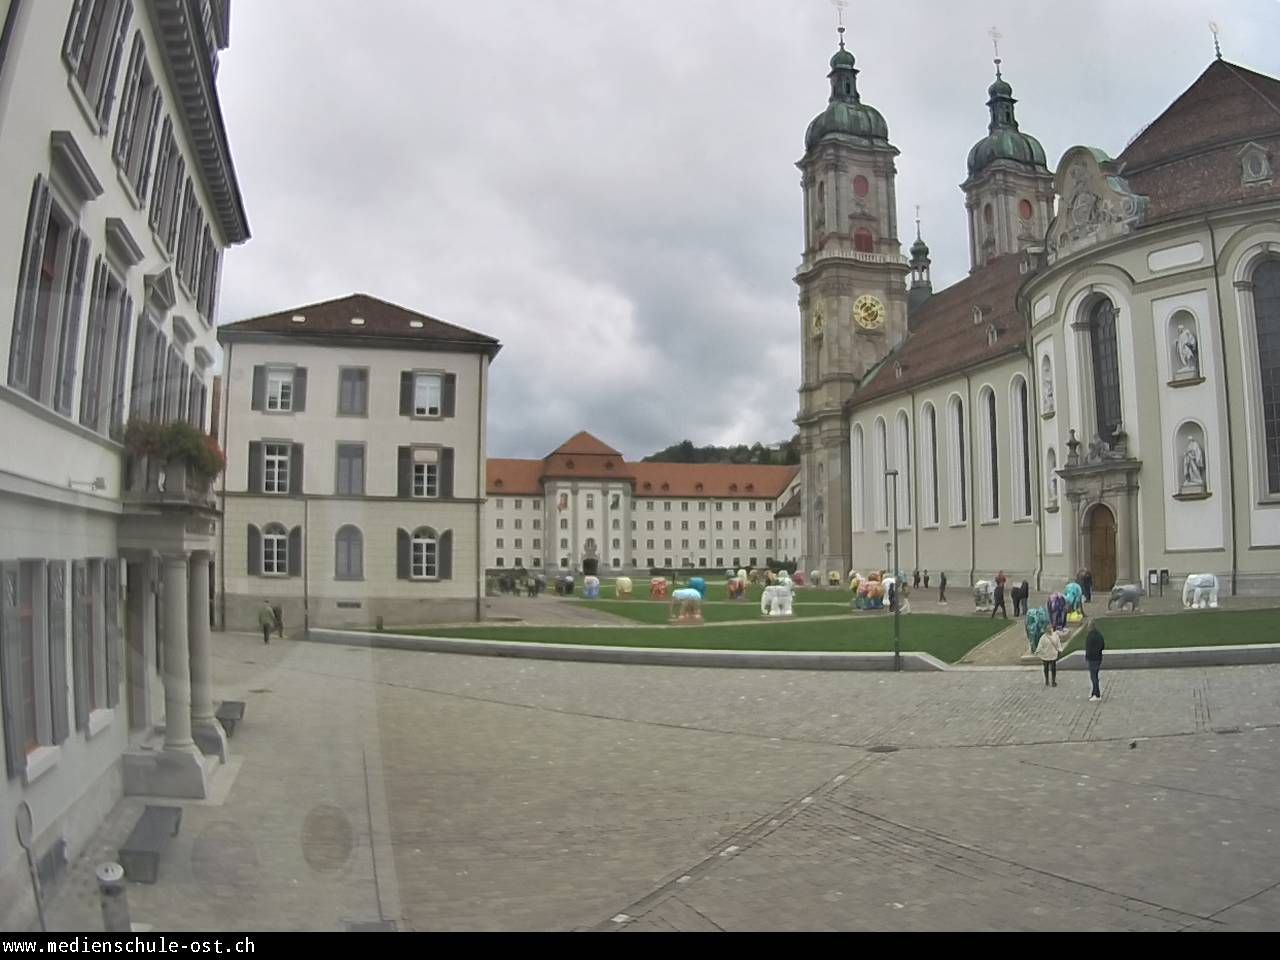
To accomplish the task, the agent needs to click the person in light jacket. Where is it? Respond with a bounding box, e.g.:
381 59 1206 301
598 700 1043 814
1085 620 1106 701
257 600 275 645
1036 628 1064 688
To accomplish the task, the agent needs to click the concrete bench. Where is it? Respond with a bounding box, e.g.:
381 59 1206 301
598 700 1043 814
215 700 245 737
119 805 182 884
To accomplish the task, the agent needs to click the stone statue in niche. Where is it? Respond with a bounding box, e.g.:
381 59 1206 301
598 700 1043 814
1174 325 1200 379
1041 371 1055 413
1182 435 1206 490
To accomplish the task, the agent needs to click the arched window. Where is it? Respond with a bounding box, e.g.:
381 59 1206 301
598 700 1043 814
263 523 288 576
854 229 874 254
948 396 967 523
895 410 912 528
850 424 865 532
411 527 438 579
921 403 939 525
1011 376 1032 518
1253 261 1280 493
1046 447 1059 505
873 418 888 529
977 387 1000 521
1089 298 1123 443
335 525 363 580
815 182 826 230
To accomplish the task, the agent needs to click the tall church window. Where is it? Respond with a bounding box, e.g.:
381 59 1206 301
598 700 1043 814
1254 260 1280 493
1011 376 1032 518
1089 298 1123 444
978 387 1000 521
873 418 888 530
854 229 874 254
850 424 864 532
922 402 939 525
948 396 967 523
895 411 912 528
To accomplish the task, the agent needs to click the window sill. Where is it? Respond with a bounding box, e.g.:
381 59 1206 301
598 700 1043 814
259 572 291 579
25 745 61 785
334 576 365 583
116 166 143 210
980 520 1001 527
949 522 968 529
336 412 369 419
1013 517 1035 525
1168 376 1206 389
409 414 445 421
1045 503 1061 514
88 707 114 739
1173 490 1212 501
1041 409 1056 421
410 577 441 583
151 227 173 260
262 408 296 416
66 74 105 136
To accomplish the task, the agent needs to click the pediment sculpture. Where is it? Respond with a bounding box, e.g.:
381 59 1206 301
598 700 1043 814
1046 146 1148 262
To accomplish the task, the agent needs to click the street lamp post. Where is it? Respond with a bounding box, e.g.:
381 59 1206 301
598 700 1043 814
885 469 901 672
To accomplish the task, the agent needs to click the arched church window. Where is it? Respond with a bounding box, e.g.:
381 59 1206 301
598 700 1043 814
922 402 939 525
1013 377 1032 518
873 417 888 529
983 204 994 225
1089 298 1123 444
979 387 1000 521
850 424 865 532
948 396 967 524
1253 260 1280 493
854 229 874 254
896 411 912 528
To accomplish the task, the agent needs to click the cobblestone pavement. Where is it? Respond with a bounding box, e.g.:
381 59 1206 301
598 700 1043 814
44 632 1280 932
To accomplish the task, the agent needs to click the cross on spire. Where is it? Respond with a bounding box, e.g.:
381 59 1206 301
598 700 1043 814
832 0 848 49
915 205 922 241
989 26 1003 78
1210 21 1223 60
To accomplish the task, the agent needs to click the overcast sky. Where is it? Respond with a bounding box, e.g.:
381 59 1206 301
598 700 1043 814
213 0 1280 461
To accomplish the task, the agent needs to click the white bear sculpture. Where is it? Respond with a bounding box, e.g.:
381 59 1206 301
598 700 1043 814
760 581 795 618
1182 573 1220 609
973 580 994 612
615 576 633 599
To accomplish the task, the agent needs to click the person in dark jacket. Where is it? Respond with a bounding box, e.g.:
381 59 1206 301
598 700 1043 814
1081 569 1094 603
1085 621 1106 701
990 580 1007 619
938 571 947 604
913 569 921 590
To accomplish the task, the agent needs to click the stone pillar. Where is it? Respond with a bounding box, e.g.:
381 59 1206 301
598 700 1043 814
125 557 154 732
188 552 226 761
161 554 197 755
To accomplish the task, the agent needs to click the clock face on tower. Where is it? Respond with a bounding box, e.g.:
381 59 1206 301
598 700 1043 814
853 295 886 331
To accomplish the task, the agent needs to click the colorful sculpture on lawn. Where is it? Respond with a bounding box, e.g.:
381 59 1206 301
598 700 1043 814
670 587 704 623
1047 592 1067 631
1025 607 1050 653
1182 573 1220 609
761 576 795 617
1108 584 1142 612
583 575 601 600
615 576 633 599
973 580 994 612
853 571 887 610
649 577 669 601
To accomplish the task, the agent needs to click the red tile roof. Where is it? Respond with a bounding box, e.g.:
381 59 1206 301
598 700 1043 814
486 434 799 498
855 254 1026 405
1120 60 1280 224
218 293 501 351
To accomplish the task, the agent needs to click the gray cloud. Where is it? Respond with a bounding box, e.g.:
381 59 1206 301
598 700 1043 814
214 0 1280 460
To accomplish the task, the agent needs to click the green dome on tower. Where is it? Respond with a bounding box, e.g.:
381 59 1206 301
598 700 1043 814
805 32 890 151
966 69 1047 177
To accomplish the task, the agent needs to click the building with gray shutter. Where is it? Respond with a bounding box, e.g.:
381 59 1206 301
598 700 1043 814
216 293 500 631
0 0 249 930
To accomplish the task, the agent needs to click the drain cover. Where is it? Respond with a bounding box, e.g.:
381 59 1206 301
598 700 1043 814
868 745 899 754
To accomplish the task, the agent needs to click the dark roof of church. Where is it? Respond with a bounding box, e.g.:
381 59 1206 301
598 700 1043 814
854 254 1026 405
1120 59 1280 223
774 490 802 519
219 294 501 352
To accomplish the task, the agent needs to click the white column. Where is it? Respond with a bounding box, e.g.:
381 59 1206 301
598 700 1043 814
161 553 198 755
188 551 225 760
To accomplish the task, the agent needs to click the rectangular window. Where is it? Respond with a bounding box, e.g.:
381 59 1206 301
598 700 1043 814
699 521 706 530
411 538 437 579
113 32 161 200
515 499 523 510
681 539 689 548
338 368 368 416
413 372 442 417
335 444 365 496
733 502 740 511
646 539 654 549
560 538 569 549
532 519 541 530
532 539 541 549
495 499 504 509
716 502 723 512
560 518 569 530
663 521 671 531
514 539 522 549
646 502 653 511
266 369 293 411
79 261 128 433
533 500 542 509
765 503 773 513
664 539 672 549
733 539 741 548
716 521 723 530
750 539 757 549
63 0 131 127
514 519 522 530
586 494 595 508
749 521 756 530
646 520 654 531
699 539 706 548
263 529 288 575
495 558 504 568
586 519 595 530
612 538 621 549
765 521 772 530
612 519 620 530
496 539 504 549
264 443 291 494
496 519 504 530
664 502 671 512
681 521 689 530
681 502 689 512
413 464 439 498
749 502 757 512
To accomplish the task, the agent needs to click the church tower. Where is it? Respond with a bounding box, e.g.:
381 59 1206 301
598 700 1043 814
795 27 909 578
962 52 1054 271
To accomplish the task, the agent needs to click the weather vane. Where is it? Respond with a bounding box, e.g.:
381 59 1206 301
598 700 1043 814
989 26 1003 77
1209 21 1222 60
831 0 848 49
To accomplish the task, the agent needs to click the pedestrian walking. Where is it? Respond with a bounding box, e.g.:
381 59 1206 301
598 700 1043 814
1085 619 1105 701
913 569 921 590
938 571 947 604
995 569 1008 592
923 569 930 589
272 602 284 638
1012 580 1030 617
1036 627 1064 687
1082 568 1094 604
257 599 275 645
991 579 1008 619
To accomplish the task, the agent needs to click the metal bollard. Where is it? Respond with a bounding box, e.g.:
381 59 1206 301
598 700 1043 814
96 862 131 933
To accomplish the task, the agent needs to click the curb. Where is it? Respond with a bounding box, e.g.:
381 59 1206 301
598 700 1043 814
1019 644 1280 670
306 628 951 672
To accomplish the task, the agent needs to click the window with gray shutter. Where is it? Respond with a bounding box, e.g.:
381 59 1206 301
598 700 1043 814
289 444 304 495
442 373 457 417
71 561 89 731
292 367 308 412
336 444 364 495
1 562 26 778
397 446 411 497
251 364 266 411
247 524 262 576
8 177 53 396
440 447 455 499
439 530 454 580
104 559 120 709
338 368 368 416
53 227 91 416
287 527 303 577
248 441 264 492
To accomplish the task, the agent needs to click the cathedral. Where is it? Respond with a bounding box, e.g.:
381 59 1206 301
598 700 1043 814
796 29 1280 596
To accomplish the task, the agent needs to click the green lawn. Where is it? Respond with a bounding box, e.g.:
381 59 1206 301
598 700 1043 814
1064 609 1280 653
408 614 1005 664
569 598 849 624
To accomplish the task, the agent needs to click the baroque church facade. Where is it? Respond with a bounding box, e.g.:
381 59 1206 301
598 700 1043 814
797 35 1280 596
